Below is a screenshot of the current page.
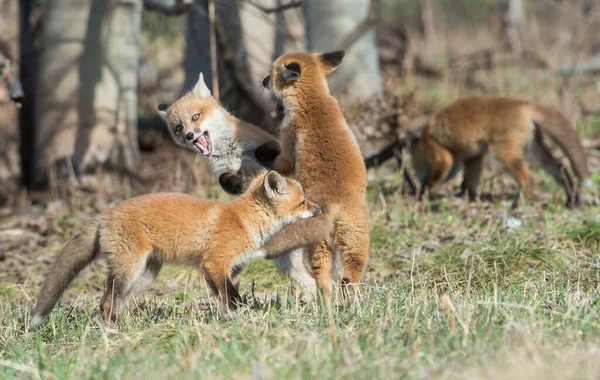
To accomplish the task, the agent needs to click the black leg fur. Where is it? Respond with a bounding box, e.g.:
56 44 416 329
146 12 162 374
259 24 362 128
254 143 281 168
219 171 247 195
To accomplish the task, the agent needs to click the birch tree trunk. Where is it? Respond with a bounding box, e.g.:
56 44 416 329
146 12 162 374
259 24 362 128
0 0 21 197
183 0 304 132
184 0 274 129
496 0 526 53
34 0 141 187
304 0 382 102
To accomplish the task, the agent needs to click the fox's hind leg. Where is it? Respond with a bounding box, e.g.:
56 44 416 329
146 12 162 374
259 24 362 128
201 258 241 311
495 147 531 208
333 206 369 302
459 156 484 200
310 240 334 309
100 251 151 323
129 255 163 295
530 135 578 206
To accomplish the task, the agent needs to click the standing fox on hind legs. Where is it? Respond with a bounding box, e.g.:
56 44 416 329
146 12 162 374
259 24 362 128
256 50 370 309
406 96 593 207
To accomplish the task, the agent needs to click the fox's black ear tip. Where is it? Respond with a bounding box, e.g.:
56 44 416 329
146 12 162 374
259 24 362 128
321 50 346 67
158 103 169 112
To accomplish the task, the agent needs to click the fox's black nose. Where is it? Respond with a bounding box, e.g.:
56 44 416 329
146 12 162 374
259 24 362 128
185 132 195 141
262 75 270 88
314 205 322 215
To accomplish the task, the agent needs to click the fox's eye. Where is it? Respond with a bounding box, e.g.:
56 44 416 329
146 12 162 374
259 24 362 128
192 113 200 121
301 198 306 206
175 125 183 133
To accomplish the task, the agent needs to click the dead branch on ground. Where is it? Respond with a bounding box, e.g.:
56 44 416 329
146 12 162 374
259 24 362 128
559 56 600 75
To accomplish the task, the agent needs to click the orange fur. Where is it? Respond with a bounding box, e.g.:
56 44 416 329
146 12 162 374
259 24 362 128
259 51 370 306
29 171 320 327
409 95 591 206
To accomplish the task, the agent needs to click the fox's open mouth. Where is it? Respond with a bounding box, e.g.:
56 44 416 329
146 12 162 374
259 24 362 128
193 131 212 156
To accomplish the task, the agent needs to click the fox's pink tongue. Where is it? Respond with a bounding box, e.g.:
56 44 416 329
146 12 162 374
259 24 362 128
194 133 210 156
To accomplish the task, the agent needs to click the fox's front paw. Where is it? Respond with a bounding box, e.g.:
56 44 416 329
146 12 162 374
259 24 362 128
218 172 247 195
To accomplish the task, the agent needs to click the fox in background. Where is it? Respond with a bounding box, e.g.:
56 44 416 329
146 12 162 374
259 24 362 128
368 96 594 207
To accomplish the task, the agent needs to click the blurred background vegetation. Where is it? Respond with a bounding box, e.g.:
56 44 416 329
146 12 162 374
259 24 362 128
0 0 598 206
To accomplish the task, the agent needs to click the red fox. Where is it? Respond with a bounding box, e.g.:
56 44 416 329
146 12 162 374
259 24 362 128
406 96 592 206
256 51 370 307
159 73 281 195
29 171 321 328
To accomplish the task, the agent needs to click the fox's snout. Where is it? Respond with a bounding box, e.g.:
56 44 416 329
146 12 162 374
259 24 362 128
305 198 322 217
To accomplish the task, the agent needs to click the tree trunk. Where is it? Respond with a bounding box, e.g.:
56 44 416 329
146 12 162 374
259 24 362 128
184 0 276 131
304 0 382 102
496 0 526 54
0 0 21 197
420 0 436 56
18 0 37 189
34 0 141 187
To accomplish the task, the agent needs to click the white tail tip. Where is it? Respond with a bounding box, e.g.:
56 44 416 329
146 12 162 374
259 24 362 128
29 315 45 329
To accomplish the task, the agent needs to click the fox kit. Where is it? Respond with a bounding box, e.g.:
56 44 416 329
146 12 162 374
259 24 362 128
407 95 592 206
256 51 370 308
159 73 281 194
29 171 321 328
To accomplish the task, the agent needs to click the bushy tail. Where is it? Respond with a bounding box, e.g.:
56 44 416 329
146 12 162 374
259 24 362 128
29 220 101 328
532 105 591 185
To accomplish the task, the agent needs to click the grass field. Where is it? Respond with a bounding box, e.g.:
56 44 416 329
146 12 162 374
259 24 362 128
2 1 600 378
2 170 600 379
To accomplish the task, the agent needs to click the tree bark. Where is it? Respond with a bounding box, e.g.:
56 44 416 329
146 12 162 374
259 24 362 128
18 0 37 189
184 0 276 131
34 0 141 187
0 0 21 197
496 0 526 54
304 0 382 102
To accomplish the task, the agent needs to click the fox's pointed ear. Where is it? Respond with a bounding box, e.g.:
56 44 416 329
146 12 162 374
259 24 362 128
264 171 287 200
320 50 345 74
158 104 169 121
193 73 212 99
281 63 301 83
